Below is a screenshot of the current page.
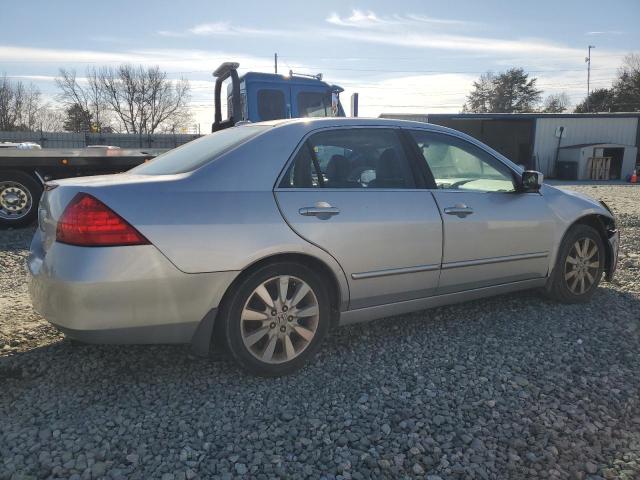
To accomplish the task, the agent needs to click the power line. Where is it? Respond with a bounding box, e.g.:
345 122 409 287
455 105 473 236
276 53 635 61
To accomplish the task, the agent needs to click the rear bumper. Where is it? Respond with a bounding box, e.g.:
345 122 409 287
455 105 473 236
27 232 238 344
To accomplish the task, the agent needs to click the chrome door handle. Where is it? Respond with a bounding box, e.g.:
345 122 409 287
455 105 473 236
444 203 474 218
299 201 340 217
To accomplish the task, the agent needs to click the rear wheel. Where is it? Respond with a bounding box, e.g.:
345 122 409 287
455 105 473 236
547 224 604 303
220 262 330 376
0 171 42 228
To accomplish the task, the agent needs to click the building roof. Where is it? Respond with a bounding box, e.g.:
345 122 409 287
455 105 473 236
559 142 635 149
380 112 640 120
399 112 640 120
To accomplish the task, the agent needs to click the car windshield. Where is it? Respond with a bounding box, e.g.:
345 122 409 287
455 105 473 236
131 125 269 175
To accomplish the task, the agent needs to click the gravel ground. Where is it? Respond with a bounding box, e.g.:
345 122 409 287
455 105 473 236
1 184 639 480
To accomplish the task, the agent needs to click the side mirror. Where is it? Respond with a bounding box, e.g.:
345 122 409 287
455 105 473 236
521 170 543 192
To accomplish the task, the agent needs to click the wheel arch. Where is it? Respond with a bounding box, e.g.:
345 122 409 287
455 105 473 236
0 167 43 184
190 251 345 356
554 213 616 281
226 252 343 317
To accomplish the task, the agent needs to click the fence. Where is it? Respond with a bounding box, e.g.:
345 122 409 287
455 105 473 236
0 131 202 149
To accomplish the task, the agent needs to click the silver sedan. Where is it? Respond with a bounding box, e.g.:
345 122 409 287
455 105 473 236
28 118 619 375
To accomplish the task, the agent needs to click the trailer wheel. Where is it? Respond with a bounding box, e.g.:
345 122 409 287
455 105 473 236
0 171 42 228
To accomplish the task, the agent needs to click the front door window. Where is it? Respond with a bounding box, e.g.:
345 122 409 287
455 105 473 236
409 130 516 192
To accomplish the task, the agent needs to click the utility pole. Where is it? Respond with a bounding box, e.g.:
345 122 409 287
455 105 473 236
586 45 595 112
274 53 278 74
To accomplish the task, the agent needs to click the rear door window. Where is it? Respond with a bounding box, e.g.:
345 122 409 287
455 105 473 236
280 128 416 189
257 89 286 120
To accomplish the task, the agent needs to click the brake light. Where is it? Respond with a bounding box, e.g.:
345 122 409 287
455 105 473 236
56 193 150 247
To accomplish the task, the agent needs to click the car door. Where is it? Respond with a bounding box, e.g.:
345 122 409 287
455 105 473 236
406 129 555 294
274 127 443 310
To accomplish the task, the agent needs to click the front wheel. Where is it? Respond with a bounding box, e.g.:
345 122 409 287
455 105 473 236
547 224 605 303
0 170 42 228
220 262 330 376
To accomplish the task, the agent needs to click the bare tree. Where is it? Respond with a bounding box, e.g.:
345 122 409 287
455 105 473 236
56 65 191 134
0 75 21 130
21 84 42 131
158 108 194 133
56 68 108 132
542 92 571 113
0 75 44 131
36 106 65 132
145 67 191 133
98 64 190 134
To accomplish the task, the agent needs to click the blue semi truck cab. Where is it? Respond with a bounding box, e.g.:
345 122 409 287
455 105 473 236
212 62 345 132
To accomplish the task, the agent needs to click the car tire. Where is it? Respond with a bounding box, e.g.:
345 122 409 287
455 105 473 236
0 170 42 228
546 224 605 303
220 262 331 376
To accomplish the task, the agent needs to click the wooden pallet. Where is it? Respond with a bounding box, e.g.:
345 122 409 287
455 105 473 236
586 157 612 180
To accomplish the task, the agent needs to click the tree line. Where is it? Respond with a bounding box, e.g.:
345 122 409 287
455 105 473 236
463 53 640 114
0 64 192 134
0 76 64 131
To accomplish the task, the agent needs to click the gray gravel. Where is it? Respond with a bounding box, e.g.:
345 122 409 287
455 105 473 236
1 184 640 480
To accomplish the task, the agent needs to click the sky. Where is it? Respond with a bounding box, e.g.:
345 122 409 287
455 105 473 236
1 0 639 133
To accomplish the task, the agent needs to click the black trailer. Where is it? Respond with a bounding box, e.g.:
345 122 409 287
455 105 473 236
0 147 164 227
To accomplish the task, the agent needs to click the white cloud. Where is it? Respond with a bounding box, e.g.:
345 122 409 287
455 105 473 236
403 13 476 26
0 45 276 73
189 22 233 35
586 30 625 36
154 10 616 60
326 10 390 28
326 10 475 28
159 22 291 38
324 26 584 58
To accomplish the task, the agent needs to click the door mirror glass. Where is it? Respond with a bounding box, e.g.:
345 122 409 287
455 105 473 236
521 170 543 192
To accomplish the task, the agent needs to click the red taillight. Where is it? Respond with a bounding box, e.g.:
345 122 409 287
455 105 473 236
56 193 150 247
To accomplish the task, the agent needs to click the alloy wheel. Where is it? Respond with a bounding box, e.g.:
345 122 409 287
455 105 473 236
564 237 600 295
240 275 319 364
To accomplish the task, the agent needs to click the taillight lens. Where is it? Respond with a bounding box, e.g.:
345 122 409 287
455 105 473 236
56 193 150 247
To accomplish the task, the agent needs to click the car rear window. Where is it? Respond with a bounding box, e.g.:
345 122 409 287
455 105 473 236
131 125 269 175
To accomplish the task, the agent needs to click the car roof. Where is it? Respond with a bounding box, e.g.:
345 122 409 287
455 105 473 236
255 116 453 132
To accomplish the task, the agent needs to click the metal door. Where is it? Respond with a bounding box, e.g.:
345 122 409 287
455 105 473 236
405 128 554 294
432 190 553 293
